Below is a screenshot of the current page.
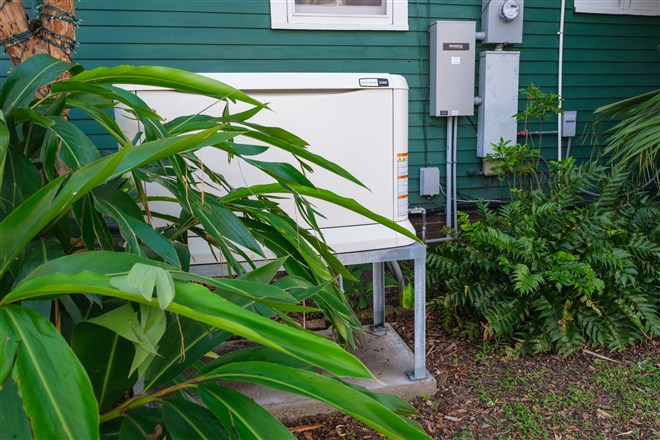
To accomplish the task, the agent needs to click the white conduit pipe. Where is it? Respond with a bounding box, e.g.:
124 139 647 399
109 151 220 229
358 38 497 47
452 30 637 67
557 0 566 160
453 116 459 229
446 117 453 229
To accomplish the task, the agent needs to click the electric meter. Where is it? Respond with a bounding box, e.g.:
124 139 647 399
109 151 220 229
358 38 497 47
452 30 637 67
499 0 520 22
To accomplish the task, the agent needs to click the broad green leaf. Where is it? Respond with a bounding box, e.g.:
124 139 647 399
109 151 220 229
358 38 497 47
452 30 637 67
0 54 76 114
165 107 263 134
0 148 41 220
0 146 128 279
13 108 101 169
0 176 65 277
87 303 159 356
67 98 128 144
50 82 162 120
241 125 366 189
208 361 429 440
19 251 170 283
199 384 295 440
238 257 287 283
95 190 181 267
170 282 370 378
144 318 230 391
72 322 137 410
161 398 229 440
70 65 264 108
186 190 263 257
112 263 176 308
0 309 20 384
243 158 316 188
110 129 238 179
241 121 308 147
118 407 162 439
0 377 32 440
5 267 374 379
196 346 312 377
58 295 84 324
225 183 421 244
154 268 176 309
133 304 167 377
11 237 65 285
71 195 115 251
1 305 98 439
0 113 8 186
128 264 158 301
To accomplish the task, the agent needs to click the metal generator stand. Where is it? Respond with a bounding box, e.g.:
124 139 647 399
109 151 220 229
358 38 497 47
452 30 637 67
334 242 427 381
191 241 427 381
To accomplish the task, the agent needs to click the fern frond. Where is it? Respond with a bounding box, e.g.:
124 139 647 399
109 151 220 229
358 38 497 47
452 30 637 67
512 264 544 295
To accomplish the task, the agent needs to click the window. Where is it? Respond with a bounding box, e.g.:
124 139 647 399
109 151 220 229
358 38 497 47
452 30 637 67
574 0 659 16
270 0 408 31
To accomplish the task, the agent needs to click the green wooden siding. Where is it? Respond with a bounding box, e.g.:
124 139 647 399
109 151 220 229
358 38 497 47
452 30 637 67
2 0 658 206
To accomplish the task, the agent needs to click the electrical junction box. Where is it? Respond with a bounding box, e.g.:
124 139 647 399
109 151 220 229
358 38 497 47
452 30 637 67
477 51 520 158
429 21 476 117
115 73 416 262
481 0 524 44
419 167 440 197
562 110 577 137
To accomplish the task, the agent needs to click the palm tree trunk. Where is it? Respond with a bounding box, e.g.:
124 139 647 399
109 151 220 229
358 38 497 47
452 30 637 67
1 0 76 66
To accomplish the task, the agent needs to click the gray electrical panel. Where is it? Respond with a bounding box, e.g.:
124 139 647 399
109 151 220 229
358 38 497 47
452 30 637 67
429 21 476 117
482 0 524 44
477 50 520 158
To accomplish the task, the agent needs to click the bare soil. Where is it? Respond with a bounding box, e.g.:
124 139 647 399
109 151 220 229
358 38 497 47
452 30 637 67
285 313 660 440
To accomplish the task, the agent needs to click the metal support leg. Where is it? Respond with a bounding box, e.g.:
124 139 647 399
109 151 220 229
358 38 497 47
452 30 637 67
408 255 427 380
372 262 386 332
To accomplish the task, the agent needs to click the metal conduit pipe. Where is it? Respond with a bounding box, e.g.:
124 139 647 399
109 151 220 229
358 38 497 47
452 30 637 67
452 116 459 230
409 207 427 243
386 261 406 295
446 117 454 229
557 0 567 160
426 236 453 244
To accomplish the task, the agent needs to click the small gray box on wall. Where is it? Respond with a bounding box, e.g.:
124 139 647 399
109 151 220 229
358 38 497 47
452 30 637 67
419 167 440 197
429 21 476 117
562 111 577 137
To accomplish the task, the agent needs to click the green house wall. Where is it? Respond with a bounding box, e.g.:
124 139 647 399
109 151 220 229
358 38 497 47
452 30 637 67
2 0 658 207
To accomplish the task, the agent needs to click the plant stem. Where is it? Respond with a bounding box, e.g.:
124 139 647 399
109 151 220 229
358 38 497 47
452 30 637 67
99 378 200 423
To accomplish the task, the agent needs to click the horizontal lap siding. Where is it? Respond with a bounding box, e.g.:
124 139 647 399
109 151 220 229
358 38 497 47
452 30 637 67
2 0 658 206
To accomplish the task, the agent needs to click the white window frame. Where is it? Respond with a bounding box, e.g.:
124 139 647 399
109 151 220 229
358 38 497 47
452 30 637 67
270 0 408 31
574 0 659 16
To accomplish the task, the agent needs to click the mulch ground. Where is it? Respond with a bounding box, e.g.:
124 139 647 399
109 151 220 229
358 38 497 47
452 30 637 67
285 313 660 440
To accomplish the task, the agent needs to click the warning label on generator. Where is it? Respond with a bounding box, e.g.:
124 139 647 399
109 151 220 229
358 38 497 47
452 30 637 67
397 153 408 217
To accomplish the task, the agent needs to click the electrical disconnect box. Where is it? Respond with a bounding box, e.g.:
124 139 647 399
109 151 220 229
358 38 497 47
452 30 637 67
477 51 520 158
429 21 476 117
481 0 524 44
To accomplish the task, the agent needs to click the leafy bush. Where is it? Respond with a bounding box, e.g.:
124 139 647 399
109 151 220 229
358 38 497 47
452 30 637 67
594 89 660 190
0 55 428 439
428 158 660 355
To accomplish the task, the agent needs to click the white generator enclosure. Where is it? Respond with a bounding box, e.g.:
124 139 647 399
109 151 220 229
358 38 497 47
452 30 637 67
115 73 415 264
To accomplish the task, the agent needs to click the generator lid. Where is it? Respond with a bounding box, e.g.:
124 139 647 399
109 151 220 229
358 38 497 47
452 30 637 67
120 72 408 92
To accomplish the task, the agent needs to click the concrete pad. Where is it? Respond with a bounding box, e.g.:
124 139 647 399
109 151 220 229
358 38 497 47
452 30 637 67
218 324 438 421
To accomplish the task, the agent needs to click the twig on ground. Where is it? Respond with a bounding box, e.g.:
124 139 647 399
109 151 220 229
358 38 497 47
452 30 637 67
289 424 324 433
582 348 627 365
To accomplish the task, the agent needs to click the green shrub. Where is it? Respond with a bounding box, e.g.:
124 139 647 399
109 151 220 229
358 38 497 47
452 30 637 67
427 158 660 354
